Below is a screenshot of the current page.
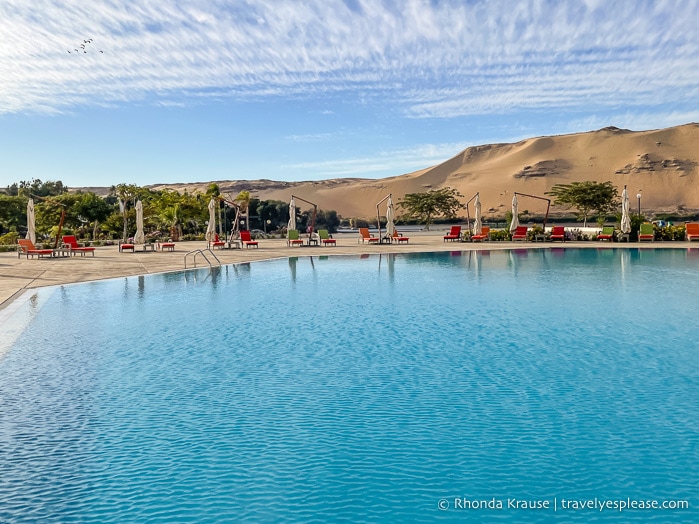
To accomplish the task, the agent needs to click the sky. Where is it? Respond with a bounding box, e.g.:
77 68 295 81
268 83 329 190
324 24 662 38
1 0 698 189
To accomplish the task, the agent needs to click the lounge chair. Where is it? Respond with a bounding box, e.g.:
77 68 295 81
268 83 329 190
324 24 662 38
390 230 409 244
287 230 304 247
471 226 490 242
118 241 135 252
512 226 528 241
597 226 615 242
159 242 175 251
686 223 699 241
549 226 565 242
318 229 337 246
358 228 379 244
17 239 54 259
638 223 654 242
208 234 225 249
443 225 461 242
62 235 96 256
240 230 259 248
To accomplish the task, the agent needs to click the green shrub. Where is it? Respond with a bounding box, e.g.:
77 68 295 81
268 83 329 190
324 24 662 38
526 225 544 241
0 231 19 245
489 228 511 241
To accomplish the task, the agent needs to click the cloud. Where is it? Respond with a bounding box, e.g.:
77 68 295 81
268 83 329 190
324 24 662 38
283 141 471 178
1 0 698 117
566 110 699 133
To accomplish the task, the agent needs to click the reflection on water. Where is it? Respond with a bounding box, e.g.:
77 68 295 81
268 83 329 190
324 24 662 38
2 249 696 522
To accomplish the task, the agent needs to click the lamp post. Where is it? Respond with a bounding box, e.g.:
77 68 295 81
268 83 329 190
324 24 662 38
265 219 271 233
636 191 642 216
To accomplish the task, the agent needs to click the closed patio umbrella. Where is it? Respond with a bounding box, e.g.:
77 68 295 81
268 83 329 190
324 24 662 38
386 195 396 237
26 198 36 245
509 194 520 233
288 196 297 232
134 200 145 244
473 194 482 235
205 198 216 242
621 186 631 234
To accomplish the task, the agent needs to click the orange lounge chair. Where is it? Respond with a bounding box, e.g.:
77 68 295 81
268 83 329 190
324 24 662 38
471 226 490 242
17 239 54 259
443 225 461 242
550 226 565 242
240 230 259 248
391 230 409 244
686 223 699 241
62 235 96 256
358 228 379 244
512 226 528 241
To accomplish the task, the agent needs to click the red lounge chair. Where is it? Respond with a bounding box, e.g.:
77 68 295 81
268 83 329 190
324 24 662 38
358 228 379 244
118 241 135 252
62 235 96 256
17 239 54 259
443 225 461 242
240 230 259 248
159 242 175 251
512 226 528 241
471 226 490 242
686 223 699 241
209 233 225 249
550 226 565 242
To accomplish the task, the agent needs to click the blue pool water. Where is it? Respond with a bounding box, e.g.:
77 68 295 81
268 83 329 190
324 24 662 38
1 248 697 522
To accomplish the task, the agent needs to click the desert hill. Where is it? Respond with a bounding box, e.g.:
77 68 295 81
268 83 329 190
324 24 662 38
82 123 699 219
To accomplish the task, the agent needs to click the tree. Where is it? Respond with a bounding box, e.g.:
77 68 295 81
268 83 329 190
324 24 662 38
397 188 464 230
234 190 252 230
74 193 112 239
546 181 620 226
0 195 26 234
111 184 140 241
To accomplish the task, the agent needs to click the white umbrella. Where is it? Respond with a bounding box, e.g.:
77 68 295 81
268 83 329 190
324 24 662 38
473 194 482 235
509 194 520 233
205 198 216 242
288 197 297 232
134 200 145 244
386 195 396 237
26 198 36 245
621 186 631 234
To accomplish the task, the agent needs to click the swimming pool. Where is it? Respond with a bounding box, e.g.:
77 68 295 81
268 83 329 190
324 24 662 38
1 249 697 522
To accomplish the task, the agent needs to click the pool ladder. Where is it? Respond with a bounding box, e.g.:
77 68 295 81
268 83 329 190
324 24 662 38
184 248 222 269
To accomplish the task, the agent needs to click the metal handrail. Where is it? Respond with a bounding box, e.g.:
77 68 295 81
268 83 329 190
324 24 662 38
184 248 222 269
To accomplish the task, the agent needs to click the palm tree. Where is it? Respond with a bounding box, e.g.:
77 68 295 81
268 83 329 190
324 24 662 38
234 190 251 231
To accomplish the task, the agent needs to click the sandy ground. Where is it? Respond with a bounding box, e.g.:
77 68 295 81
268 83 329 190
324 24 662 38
1 228 694 312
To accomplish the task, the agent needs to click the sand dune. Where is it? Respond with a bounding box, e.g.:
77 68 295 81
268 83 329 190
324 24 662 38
87 123 699 219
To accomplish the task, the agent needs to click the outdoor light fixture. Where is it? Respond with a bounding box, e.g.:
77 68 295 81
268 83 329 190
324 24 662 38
636 191 642 216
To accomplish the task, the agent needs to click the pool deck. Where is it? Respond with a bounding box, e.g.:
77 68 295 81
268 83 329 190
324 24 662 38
1 230 695 309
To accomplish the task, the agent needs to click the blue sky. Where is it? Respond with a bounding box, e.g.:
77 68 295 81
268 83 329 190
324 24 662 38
1 0 698 188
